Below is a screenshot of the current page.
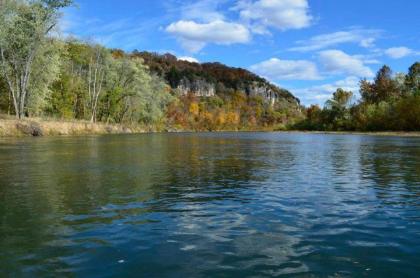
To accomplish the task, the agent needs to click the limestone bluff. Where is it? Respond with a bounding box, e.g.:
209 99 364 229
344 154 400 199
135 51 300 108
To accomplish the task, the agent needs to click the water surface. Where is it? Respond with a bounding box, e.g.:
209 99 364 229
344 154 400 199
0 133 419 277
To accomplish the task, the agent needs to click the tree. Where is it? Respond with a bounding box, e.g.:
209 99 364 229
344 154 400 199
405 62 420 96
26 39 63 116
101 56 171 124
56 40 96 120
0 75 12 114
166 66 181 88
305 104 322 129
87 45 109 122
394 72 407 95
359 79 375 104
361 65 400 104
326 88 353 109
324 88 353 130
189 102 199 117
0 0 72 118
137 74 173 125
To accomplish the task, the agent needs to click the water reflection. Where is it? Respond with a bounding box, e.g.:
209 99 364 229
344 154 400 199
0 133 419 277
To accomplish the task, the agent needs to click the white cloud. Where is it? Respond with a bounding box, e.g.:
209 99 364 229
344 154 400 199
236 0 312 33
250 58 321 80
166 0 312 51
334 76 361 90
360 38 376 48
319 50 374 78
293 76 360 105
385 47 416 59
166 20 251 53
178 56 199 63
180 0 226 22
289 29 381 52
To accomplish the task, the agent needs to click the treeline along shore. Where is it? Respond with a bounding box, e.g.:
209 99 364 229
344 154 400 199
0 0 419 137
2 115 420 138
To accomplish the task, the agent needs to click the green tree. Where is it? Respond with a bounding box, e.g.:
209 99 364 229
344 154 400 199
101 56 152 123
0 0 72 118
86 45 110 122
325 88 353 109
303 104 323 130
405 62 420 96
98 55 173 125
323 88 353 130
166 66 181 88
26 39 63 116
137 74 173 126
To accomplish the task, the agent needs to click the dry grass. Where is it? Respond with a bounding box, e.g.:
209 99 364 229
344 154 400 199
1 115 419 137
0 116 147 137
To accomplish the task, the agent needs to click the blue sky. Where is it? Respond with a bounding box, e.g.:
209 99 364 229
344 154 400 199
62 0 420 105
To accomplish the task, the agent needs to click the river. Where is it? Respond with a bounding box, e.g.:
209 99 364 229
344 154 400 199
0 133 419 277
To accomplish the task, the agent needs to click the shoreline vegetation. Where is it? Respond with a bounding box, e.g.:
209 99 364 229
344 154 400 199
0 1 419 137
1 116 420 138
0 115 146 137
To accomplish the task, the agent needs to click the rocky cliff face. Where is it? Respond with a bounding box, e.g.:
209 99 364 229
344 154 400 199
246 83 280 105
177 79 296 106
136 52 300 106
176 80 280 104
177 78 215 97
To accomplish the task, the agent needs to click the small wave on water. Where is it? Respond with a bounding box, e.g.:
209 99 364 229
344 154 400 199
0 133 419 277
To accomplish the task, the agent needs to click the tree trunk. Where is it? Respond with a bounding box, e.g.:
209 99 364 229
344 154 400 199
19 90 26 119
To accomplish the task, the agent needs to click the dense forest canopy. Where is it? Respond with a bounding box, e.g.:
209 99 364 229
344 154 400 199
0 0 419 132
296 63 420 131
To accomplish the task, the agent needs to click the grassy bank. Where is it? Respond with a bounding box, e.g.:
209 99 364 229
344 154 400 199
1 115 419 137
0 115 149 137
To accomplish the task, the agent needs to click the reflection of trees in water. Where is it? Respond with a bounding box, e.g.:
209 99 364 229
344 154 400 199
0 134 296 226
2 134 419 275
0 136 170 275
328 136 362 176
146 135 309 276
150 135 271 198
0 134 277 275
0 139 79 275
358 137 420 202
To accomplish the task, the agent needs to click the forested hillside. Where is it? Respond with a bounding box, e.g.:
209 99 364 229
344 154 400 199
135 51 298 103
0 0 419 133
0 0 304 132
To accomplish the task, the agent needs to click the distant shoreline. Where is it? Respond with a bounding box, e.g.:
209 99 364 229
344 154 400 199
275 130 420 137
1 117 419 138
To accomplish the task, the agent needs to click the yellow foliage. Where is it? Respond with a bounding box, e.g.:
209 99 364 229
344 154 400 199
203 111 214 122
216 111 226 126
226 111 240 125
189 102 200 116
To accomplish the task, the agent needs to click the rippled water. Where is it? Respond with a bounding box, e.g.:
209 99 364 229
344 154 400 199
0 133 419 277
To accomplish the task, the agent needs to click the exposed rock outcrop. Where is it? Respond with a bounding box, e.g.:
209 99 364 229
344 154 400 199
136 51 300 106
246 83 280 105
177 78 215 97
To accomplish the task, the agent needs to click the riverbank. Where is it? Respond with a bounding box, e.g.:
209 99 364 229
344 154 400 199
286 130 420 137
1 117 419 137
0 117 149 137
